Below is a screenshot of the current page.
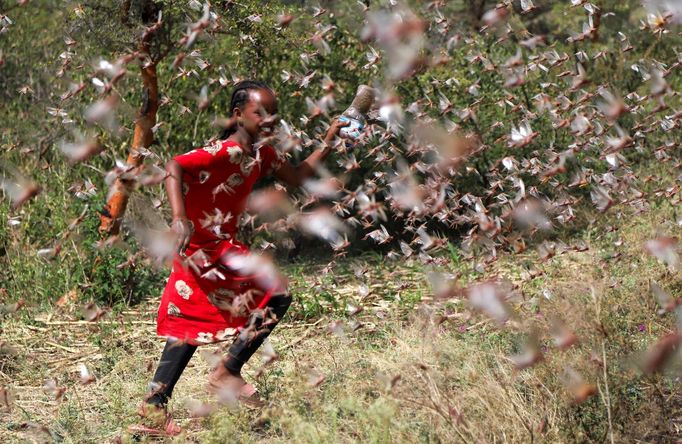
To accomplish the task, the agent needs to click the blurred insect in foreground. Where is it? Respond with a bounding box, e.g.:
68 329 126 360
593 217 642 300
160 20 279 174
0 162 41 209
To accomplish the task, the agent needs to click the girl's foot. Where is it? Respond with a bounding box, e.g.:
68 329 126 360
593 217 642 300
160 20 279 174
238 383 264 408
206 365 264 408
206 364 246 393
128 402 183 437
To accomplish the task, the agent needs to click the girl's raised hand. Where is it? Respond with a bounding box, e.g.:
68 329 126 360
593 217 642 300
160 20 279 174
324 117 350 145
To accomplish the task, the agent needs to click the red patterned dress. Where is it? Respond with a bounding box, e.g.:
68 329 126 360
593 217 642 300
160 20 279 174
156 139 287 345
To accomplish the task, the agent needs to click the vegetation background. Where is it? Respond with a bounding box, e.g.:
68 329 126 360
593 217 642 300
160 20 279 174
0 0 681 442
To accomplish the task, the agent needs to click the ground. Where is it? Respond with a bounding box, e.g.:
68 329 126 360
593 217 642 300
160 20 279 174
1 179 680 443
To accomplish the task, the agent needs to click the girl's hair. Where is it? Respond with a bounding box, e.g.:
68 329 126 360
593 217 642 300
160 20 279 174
220 80 274 139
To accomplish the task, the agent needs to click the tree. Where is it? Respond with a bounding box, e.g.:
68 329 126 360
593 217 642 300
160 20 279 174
98 1 164 234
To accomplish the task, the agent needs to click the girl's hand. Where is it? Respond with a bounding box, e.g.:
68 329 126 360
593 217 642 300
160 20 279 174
324 117 350 144
171 218 193 255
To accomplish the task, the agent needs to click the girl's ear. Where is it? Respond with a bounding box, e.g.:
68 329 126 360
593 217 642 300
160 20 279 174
232 107 244 127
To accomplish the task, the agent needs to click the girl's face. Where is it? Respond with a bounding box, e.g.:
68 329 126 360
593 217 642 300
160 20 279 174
234 88 278 142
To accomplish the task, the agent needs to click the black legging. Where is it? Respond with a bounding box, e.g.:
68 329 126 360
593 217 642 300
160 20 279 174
146 293 292 407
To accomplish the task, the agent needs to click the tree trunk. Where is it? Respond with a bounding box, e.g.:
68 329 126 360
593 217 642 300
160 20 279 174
98 38 159 235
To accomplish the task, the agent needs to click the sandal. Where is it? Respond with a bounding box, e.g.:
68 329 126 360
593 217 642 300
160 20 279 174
238 383 265 408
206 366 264 408
128 402 183 437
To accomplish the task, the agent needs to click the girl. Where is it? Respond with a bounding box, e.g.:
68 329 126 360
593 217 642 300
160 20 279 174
132 80 348 435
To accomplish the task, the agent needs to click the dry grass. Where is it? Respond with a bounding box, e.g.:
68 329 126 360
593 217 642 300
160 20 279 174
1 184 681 443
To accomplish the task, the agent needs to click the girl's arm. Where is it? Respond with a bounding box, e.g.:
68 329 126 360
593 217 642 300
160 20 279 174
165 159 193 254
274 118 349 188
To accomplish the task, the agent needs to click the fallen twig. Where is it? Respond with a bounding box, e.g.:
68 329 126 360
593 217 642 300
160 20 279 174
44 341 80 353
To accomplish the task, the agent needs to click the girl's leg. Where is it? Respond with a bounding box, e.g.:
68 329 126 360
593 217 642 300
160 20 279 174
224 293 292 376
146 339 198 407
